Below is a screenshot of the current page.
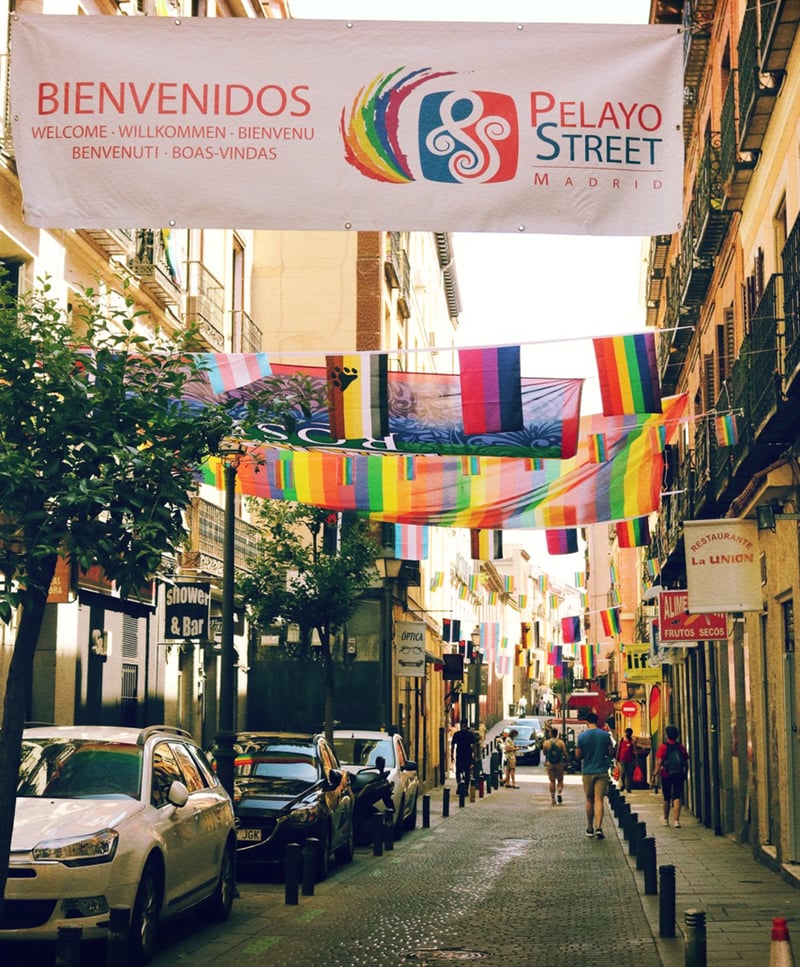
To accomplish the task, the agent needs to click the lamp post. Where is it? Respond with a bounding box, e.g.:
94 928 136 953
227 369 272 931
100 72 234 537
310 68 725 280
375 555 402 731
469 627 482 728
215 442 245 797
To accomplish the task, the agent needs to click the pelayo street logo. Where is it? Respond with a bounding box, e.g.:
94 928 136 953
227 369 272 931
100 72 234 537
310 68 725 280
341 67 518 185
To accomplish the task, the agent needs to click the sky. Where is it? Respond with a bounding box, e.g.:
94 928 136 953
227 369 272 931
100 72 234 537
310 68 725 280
287 0 653 581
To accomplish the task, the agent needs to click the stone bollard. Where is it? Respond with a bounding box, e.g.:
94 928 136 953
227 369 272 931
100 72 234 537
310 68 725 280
684 909 707 966
284 843 301 905
55 925 82 967
422 794 431 827
633 820 647 863
443 787 450 817
642 837 658 895
659 864 676 937
106 906 129 967
301 837 318 895
371 813 384 856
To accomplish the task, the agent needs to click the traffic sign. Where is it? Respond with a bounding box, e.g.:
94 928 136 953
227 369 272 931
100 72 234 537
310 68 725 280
621 701 638 717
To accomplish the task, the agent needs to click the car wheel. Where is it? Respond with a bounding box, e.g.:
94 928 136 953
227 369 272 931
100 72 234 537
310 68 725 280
403 794 418 831
205 839 236 920
333 820 354 865
130 859 162 965
316 827 331 881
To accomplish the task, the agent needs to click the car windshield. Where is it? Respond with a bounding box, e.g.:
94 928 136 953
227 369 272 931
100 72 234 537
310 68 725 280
17 739 143 800
233 744 319 791
514 727 536 743
335 737 395 769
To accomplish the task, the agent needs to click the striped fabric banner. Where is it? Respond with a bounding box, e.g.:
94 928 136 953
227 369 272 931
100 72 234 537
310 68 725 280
430 571 445 590
600 607 621 636
459 345 523 434
715 412 739 446
199 352 272 394
546 528 578 555
518 594 528 610
394 524 429 560
574 572 587 588
588 432 608 463
326 352 389 440
593 331 662 416
503 575 515 594
470 529 502 561
561 615 582 644
580 644 596 677
468 574 480 592
616 516 651 548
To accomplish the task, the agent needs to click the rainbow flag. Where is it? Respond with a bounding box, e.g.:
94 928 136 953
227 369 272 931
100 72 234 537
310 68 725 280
459 345 523 434
200 395 688 530
561 615 582 644
503 575 515 594
326 352 389 440
518 594 528 610
616 516 651 547
574 572 587 588
394 524 429 560
715 412 739 446
430 570 445 590
468 574 480 592
594 332 662 416
546 529 578 555
580 644 596 677
600 607 621 636
588 432 608 463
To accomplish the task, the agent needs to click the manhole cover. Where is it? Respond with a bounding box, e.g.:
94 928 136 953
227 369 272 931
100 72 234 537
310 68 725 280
405 950 488 961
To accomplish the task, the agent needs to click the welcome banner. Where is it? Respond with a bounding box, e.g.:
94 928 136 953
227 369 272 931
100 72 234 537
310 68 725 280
10 16 683 234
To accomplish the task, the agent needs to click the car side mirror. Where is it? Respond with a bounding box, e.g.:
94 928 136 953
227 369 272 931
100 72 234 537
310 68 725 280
167 780 189 807
403 761 417 772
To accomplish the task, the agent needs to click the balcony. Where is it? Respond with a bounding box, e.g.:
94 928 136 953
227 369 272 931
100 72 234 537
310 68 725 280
180 497 261 579
681 0 715 144
748 274 788 441
782 211 800 393
128 230 183 307
78 228 135 260
737 5 783 152
759 0 800 74
657 262 697 395
692 132 730 258
645 234 672 327
680 212 715 307
184 260 225 352
720 72 758 212
233 309 263 354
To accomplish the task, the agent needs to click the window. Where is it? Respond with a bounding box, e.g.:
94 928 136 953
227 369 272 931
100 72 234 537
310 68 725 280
783 598 795 653
151 742 182 807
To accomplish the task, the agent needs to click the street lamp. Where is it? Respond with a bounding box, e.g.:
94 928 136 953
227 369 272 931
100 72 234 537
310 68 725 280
215 441 246 797
375 555 402 731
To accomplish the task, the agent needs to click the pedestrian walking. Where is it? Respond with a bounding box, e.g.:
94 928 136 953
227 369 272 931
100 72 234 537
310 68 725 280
616 727 638 793
451 720 477 794
654 724 689 827
502 729 519 788
542 726 568 804
575 711 614 839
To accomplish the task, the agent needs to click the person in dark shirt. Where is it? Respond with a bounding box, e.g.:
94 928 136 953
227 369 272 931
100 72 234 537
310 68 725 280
450 720 476 791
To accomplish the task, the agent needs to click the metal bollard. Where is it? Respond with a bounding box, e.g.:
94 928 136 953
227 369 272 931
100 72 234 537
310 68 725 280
55 925 82 967
383 811 395 851
469 780 476 803
422 794 431 827
371 813 384 856
106 906 129 967
684 909 707 967
458 784 467 808
633 820 646 861
284 843 301 905
624 810 639 843
478 775 485 798
485 772 492 795
301 837 318 895
659 864 676 937
443 787 450 817
642 837 658 895
618 799 631 830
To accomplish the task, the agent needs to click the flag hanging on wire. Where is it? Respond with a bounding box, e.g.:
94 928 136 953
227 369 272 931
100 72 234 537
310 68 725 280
326 351 389 440
458 345 523 434
600 607 621 636
593 331 662 416
546 529 578 555
715 412 739 447
616 516 651 547
561 615 582 644
394 523 429 560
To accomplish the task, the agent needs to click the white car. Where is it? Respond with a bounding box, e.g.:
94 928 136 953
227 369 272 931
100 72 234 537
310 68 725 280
333 730 420 835
2 725 236 964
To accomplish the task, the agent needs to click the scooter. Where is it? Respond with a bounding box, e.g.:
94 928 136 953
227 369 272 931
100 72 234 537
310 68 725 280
349 765 395 844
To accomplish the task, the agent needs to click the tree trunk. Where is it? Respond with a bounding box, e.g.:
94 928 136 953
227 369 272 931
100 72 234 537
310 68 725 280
0 556 55 918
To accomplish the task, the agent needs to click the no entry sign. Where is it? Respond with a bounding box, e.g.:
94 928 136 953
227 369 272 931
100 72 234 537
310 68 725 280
621 701 638 717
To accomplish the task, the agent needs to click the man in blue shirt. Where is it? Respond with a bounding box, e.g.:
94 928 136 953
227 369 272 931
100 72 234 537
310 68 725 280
575 712 614 839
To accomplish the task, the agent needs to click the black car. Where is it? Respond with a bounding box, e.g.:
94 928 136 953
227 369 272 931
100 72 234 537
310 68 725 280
231 732 354 880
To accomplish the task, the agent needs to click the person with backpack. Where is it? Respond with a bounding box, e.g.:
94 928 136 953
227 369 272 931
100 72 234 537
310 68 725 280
654 724 689 827
543 726 568 805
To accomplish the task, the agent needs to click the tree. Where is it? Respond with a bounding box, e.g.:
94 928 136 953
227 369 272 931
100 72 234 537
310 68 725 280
0 280 232 912
237 501 380 741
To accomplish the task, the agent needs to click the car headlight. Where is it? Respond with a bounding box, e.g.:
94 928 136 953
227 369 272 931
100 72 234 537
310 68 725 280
32 828 119 867
289 804 319 825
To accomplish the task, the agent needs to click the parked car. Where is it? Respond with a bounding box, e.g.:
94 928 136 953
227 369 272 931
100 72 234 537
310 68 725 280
333 729 420 837
513 715 546 748
2 724 236 964
231 732 354 880
510 723 541 764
